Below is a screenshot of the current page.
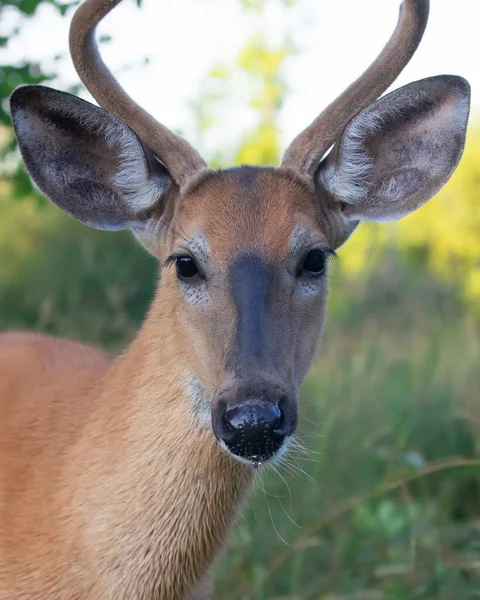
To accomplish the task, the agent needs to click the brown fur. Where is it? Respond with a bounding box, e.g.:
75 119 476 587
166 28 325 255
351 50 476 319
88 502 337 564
180 168 319 263
0 326 251 599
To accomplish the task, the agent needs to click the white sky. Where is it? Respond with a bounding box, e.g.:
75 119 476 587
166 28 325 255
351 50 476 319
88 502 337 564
2 0 479 160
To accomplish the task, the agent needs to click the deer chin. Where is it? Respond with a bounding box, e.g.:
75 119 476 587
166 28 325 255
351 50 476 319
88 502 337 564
218 435 292 468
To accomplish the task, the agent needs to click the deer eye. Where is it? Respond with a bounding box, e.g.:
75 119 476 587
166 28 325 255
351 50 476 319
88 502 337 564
175 256 198 280
301 249 333 276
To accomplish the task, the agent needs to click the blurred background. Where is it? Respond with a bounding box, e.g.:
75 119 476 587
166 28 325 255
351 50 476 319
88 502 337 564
1 0 480 598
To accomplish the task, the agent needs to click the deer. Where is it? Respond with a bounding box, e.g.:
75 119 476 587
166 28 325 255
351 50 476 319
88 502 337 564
0 0 470 598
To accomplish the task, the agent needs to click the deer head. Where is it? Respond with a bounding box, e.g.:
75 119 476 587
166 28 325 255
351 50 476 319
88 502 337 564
10 0 469 466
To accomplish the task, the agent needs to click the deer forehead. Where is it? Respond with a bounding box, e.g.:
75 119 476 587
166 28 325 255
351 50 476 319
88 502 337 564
176 167 324 266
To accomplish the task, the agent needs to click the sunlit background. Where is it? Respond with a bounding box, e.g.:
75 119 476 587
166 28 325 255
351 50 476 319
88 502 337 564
1 0 480 598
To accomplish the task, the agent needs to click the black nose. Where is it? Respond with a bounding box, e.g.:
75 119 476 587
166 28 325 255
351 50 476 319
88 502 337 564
219 401 289 464
225 403 282 431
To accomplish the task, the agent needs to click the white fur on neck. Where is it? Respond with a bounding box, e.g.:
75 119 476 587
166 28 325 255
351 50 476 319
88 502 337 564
185 374 212 429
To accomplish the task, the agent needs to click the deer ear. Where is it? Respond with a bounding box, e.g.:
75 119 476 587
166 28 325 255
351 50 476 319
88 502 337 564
317 75 470 225
10 85 172 234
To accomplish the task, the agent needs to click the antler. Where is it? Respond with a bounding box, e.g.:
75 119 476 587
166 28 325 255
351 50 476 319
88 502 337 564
281 0 430 178
69 0 208 188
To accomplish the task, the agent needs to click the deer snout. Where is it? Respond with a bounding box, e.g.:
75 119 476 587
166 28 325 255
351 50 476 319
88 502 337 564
213 386 297 465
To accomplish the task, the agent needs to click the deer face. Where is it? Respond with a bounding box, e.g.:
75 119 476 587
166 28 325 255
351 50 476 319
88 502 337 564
10 0 471 465
156 167 332 463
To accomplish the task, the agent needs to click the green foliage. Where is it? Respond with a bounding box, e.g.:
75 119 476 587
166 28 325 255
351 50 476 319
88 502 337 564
0 195 156 347
0 0 74 17
0 0 75 119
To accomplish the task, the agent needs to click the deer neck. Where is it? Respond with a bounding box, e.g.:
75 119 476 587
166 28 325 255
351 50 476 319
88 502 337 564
71 293 253 599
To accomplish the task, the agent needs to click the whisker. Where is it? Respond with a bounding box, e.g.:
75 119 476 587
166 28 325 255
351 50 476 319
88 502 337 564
263 487 289 546
267 463 292 509
275 456 306 480
282 456 317 486
298 412 323 429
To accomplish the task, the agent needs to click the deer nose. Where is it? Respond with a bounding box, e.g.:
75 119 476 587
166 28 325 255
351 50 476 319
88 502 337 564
224 403 282 431
218 400 289 464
